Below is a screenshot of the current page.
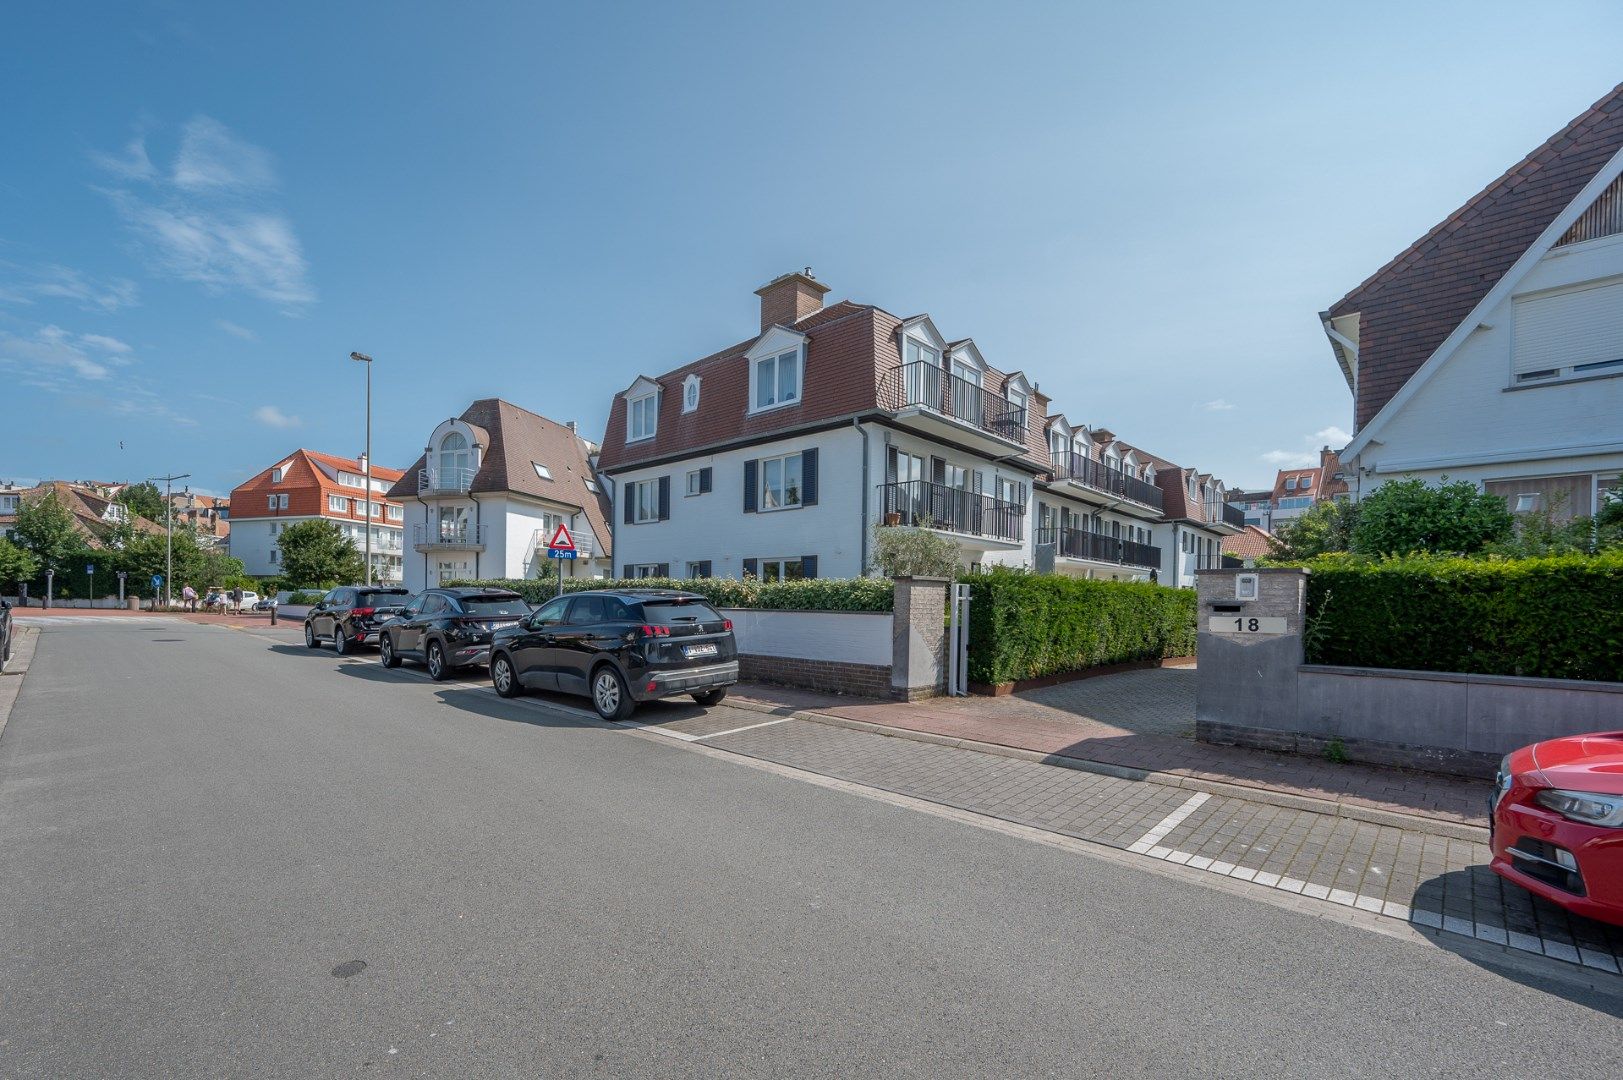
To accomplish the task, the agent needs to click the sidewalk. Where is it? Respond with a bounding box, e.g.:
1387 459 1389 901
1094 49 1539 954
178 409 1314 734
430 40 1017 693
727 668 1490 830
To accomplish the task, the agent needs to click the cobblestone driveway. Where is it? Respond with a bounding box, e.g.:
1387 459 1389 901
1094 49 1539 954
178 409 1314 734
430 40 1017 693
1017 667 1196 738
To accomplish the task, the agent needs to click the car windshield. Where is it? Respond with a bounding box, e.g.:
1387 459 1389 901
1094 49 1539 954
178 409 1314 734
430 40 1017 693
462 596 528 616
360 590 409 606
640 599 723 625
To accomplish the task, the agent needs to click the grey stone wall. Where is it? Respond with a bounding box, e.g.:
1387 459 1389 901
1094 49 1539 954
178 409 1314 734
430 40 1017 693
892 577 948 700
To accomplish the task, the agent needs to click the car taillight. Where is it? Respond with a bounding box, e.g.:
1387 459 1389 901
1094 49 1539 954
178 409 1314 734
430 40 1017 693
639 624 671 638
352 607 375 618
723 618 733 631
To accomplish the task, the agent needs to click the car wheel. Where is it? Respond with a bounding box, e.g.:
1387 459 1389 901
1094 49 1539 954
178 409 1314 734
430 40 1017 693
427 640 450 682
380 634 401 668
591 665 634 721
333 627 350 656
491 653 523 698
691 687 727 707
304 623 318 649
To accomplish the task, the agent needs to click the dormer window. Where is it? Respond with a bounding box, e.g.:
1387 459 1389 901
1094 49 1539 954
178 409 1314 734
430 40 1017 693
271 467 284 483
628 392 658 441
752 348 801 412
532 462 553 481
682 374 701 414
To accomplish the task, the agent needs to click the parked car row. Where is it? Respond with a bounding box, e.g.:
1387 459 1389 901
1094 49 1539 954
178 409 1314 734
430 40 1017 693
303 584 739 721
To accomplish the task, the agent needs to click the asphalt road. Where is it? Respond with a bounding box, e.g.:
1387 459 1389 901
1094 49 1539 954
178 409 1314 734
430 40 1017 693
1 617 1619 1079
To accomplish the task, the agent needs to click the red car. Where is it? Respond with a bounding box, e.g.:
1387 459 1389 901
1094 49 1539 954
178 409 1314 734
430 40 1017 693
1491 732 1623 926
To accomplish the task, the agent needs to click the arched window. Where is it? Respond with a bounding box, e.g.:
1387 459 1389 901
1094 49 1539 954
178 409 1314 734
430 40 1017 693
439 431 471 481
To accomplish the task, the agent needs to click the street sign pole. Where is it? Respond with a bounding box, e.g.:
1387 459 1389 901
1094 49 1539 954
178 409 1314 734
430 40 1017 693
86 563 94 604
545 522 578 599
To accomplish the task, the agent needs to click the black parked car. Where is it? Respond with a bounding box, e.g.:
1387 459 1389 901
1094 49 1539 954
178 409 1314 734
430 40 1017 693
379 587 529 680
304 585 412 655
488 589 738 720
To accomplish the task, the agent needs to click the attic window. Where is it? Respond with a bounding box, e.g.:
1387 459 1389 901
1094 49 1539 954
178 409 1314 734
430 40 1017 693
628 392 658 442
271 467 284 483
533 463 553 481
584 479 599 493
682 374 701 413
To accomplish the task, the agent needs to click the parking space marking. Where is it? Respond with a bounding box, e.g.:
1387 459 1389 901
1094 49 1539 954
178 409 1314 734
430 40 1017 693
691 717 789 741
1127 792 1210 854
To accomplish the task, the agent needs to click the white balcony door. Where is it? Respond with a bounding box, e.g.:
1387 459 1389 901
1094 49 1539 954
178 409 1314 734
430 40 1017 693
438 432 471 484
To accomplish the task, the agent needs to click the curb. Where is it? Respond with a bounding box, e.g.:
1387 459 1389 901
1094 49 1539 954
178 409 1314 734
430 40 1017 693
724 694 1488 843
0 625 41 744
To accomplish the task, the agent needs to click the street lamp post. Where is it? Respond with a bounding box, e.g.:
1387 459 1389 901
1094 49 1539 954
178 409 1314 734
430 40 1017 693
350 352 374 586
149 472 190 609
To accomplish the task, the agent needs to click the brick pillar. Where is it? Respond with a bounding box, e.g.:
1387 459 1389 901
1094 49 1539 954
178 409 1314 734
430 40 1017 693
891 576 948 700
1194 567 1309 748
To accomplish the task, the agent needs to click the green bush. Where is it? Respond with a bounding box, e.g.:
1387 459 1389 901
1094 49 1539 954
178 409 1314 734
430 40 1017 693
961 567 1197 685
286 590 326 605
1304 552 1623 681
442 576 894 612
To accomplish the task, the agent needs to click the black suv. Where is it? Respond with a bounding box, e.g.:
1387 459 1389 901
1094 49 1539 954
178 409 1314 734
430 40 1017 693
379 587 529 680
304 585 412 655
488 589 738 720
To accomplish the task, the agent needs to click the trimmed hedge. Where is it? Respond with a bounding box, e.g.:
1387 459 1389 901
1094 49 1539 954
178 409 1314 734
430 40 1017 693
442 576 894 613
962 568 1197 685
1304 552 1623 681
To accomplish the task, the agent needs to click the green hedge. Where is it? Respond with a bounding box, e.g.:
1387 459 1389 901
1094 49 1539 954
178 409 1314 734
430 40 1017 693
442 576 894 613
962 568 1197 685
1304 552 1623 681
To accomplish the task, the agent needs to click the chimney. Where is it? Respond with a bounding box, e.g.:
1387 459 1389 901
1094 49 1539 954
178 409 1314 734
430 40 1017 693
754 269 830 331
566 420 577 433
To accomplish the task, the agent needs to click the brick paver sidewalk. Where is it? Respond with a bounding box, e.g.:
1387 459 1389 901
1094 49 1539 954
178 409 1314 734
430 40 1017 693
728 670 1490 828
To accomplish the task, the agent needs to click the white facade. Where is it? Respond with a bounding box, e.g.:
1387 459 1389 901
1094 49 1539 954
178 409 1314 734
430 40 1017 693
1338 153 1623 518
231 515 404 582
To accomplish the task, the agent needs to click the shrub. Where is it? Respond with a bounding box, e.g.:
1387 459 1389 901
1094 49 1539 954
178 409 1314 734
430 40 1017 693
286 590 326 605
1350 476 1513 555
442 576 894 612
869 522 961 578
1304 552 1623 681
960 567 1197 685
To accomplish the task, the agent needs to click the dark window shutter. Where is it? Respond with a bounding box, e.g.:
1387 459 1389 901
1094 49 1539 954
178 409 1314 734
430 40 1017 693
696 560 712 579
657 476 670 520
931 456 945 486
623 483 634 525
699 467 712 494
801 448 818 506
656 562 669 578
742 558 757 579
743 460 757 513
886 446 898 484
801 555 818 580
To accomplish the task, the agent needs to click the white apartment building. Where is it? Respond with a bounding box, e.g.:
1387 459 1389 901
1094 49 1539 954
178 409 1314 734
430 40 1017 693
227 450 405 581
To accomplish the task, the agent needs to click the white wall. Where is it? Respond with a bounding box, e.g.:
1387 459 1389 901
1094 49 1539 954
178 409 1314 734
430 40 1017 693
1355 233 1623 499
230 515 403 581
722 609 892 664
610 426 867 579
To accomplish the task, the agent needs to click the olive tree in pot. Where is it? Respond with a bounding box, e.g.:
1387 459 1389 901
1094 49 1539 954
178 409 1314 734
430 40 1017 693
870 519 961 579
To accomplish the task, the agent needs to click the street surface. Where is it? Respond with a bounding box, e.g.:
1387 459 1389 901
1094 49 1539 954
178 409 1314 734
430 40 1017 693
1 615 1620 1078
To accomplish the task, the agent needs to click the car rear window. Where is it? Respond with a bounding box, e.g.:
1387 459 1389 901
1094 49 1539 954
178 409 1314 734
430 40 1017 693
640 599 724 625
462 596 528 616
360 590 409 605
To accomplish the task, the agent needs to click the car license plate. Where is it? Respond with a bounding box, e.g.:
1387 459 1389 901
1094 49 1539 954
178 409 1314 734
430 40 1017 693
684 643 719 659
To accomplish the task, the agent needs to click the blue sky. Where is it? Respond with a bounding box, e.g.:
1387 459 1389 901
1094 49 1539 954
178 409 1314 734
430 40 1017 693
4 1 1622 496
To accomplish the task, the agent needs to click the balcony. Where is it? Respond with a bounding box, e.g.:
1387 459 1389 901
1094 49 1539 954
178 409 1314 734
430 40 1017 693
879 361 1029 455
1219 502 1246 529
1038 526 1162 570
1048 451 1165 512
879 480 1023 545
419 466 476 495
413 523 486 552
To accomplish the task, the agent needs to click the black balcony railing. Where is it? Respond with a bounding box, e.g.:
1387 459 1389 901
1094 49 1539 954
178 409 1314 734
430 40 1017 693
1047 451 1165 510
880 480 1024 542
880 361 1027 444
1037 526 1162 569
1220 502 1246 528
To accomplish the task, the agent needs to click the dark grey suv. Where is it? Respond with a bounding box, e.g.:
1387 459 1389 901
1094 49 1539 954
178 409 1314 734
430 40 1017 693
488 589 739 720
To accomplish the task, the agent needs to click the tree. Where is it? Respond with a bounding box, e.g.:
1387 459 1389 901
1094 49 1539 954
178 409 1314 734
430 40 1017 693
276 519 366 588
869 521 962 578
1268 499 1359 561
0 536 40 592
115 481 166 524
14 490 89 587
1349 477 1514 556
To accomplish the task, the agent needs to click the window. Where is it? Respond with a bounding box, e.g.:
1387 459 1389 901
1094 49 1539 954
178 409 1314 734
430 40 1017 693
329 494 349 513
904 339 940 367
271 467 284 483
629 479 662 523
743 556 816 582
686 467 712 496
438 431 472 481
532 462 553 481
760 453 802 510
1514 493 1542 513
269 549 278 564
753 349 801 411
682 375 701 413
584 479 599 493
531 597 569 626
687 560 713 579
628 393 658 441
1284 476 1297 490
388 505 403 521
625 563 668 579
1006 384 1027 419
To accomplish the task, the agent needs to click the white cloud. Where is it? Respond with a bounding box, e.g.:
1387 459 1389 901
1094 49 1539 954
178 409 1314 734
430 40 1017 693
88 134 156 182
0 263 139 312
216 319 257 340
1199 398 1236 412
1259 423 1353 470
0 325 124 382
79 333 133 354
253 404 301 428
1260 449 1318 468
92 117 314 308
172 116 278 192
1313 425 1353 445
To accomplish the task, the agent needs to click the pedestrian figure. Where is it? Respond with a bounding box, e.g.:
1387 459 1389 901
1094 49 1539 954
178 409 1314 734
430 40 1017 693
182 584 197 612
230 586 243 614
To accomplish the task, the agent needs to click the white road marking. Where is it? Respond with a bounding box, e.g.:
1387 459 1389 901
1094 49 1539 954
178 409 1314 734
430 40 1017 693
692 717 789 741
1127 792 1210 854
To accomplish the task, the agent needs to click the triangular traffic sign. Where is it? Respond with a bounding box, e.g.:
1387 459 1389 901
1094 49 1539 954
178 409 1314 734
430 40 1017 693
547 522 576 551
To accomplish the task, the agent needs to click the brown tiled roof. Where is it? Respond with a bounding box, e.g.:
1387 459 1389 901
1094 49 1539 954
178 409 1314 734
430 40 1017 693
231 449 405 523
1223 525 1274 560
1330 82 1623 431
387 399 613 559
1 481 165 548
